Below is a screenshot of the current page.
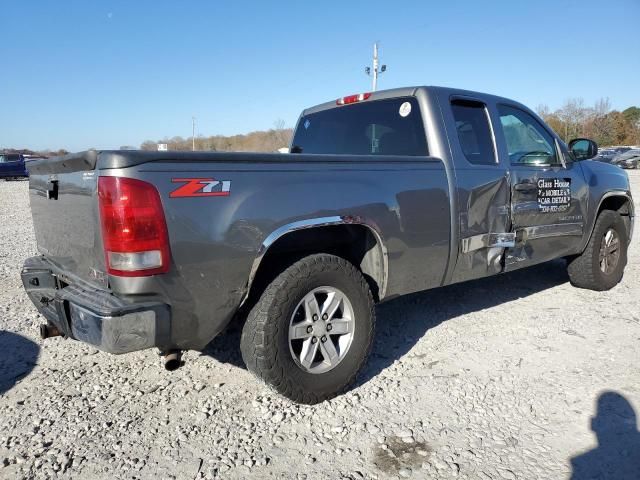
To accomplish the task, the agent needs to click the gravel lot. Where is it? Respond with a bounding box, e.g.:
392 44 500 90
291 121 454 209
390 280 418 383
1 173 639 480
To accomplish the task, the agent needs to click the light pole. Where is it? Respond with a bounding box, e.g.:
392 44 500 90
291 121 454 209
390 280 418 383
364 43 387 153
365 42 387 92
192 116 196 151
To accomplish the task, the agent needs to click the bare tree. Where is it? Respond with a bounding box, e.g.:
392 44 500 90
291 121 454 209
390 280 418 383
593 98 611 117
557 98 590 140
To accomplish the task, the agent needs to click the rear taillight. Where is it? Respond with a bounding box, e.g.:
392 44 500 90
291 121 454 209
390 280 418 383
98 176 171 277
337 92 372 105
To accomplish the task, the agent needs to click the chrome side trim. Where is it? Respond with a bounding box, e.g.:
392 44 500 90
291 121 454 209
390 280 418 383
512 201 543 214
462 222 586 253
243 216 389 303
518 222 583 241
485 106 500 165
460 232 516 253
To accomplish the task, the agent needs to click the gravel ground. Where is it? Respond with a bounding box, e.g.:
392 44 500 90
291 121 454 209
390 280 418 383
1 173 639 480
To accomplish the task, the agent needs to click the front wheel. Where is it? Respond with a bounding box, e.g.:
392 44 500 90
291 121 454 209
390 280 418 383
567 210 628 291
240 254 375 404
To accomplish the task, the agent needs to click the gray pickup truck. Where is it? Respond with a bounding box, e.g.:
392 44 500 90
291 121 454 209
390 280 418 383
22 86 634 403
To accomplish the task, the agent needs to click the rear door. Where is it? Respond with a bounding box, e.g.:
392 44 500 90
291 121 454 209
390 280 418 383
495 104 589 270
442 95 512 283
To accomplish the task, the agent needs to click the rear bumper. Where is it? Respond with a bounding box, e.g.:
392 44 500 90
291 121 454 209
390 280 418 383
0 171 28 178
21 256 170 354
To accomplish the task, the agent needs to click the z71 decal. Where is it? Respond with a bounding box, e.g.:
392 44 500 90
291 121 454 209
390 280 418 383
537 178 571 213
170 178 231 198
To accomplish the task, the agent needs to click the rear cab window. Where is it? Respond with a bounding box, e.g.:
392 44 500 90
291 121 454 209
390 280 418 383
291 97 428 156
450 99 497 165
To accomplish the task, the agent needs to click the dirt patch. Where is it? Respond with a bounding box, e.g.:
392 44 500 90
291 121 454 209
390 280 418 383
373 435 432 476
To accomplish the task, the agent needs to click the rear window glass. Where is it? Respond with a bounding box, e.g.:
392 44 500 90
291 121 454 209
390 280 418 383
451 99 496 165
291 97 428 156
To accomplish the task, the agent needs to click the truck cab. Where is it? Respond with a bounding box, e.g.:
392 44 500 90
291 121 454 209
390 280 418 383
0 153 29 180
291 87 633 285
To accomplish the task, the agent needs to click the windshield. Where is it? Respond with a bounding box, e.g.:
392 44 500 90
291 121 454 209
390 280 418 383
291 97 428 156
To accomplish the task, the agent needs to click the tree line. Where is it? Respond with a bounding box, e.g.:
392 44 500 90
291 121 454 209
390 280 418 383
1 148 69 157
139 102 640 153
5 102 639 157
536 99 640 147
140 120 294 153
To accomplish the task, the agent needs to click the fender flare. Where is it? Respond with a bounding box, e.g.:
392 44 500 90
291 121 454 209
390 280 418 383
584 190 635 249
243 215 389 304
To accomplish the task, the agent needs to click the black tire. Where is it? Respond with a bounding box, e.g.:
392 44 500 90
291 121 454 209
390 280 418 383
240 253 375 404
567 210 628 291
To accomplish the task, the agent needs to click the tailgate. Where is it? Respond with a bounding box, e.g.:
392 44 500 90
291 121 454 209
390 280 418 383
27 151 107 288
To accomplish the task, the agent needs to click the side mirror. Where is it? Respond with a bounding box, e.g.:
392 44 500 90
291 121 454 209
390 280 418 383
569 138 598 161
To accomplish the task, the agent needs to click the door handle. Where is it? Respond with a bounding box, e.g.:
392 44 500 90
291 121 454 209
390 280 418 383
514 182 536 193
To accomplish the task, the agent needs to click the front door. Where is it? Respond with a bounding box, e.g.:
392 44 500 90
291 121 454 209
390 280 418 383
495 104 589 270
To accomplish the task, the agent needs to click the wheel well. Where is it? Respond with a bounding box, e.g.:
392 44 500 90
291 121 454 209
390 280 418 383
598 195 633 239
599 195 630 215
245 225 386 310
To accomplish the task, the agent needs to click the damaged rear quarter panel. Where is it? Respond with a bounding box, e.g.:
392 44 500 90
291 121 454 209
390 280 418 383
107 154 451 350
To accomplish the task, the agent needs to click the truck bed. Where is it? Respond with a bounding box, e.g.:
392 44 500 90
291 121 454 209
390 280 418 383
26 150 451 350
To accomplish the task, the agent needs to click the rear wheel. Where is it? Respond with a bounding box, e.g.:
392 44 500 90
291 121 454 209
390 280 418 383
240 253 375 404
567 210 628 290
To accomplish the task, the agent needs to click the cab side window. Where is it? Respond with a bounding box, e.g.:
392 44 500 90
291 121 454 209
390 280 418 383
451 99 496 165
497 105 559 166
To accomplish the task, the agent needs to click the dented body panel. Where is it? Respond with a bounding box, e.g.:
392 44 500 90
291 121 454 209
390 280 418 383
21 86 634 354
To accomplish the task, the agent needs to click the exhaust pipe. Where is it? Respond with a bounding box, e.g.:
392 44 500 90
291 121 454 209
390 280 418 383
39 324 62 339
163 350 182 371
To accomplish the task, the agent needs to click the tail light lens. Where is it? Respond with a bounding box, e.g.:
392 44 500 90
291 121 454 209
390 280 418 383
337 92 372 105
98 176 171 277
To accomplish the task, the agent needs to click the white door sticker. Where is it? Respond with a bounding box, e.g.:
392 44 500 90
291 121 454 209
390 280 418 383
399 101 412 117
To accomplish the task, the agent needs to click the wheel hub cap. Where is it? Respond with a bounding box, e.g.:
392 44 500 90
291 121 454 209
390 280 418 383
288 286 355 374
599 228 620 275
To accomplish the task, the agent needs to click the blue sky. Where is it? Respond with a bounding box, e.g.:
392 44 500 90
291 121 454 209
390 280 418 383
2 0 639 151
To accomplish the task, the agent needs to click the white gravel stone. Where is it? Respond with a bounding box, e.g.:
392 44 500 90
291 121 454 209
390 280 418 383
271 412 285 423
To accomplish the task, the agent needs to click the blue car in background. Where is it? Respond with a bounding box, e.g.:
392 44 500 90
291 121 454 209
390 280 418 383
0 153 29 180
